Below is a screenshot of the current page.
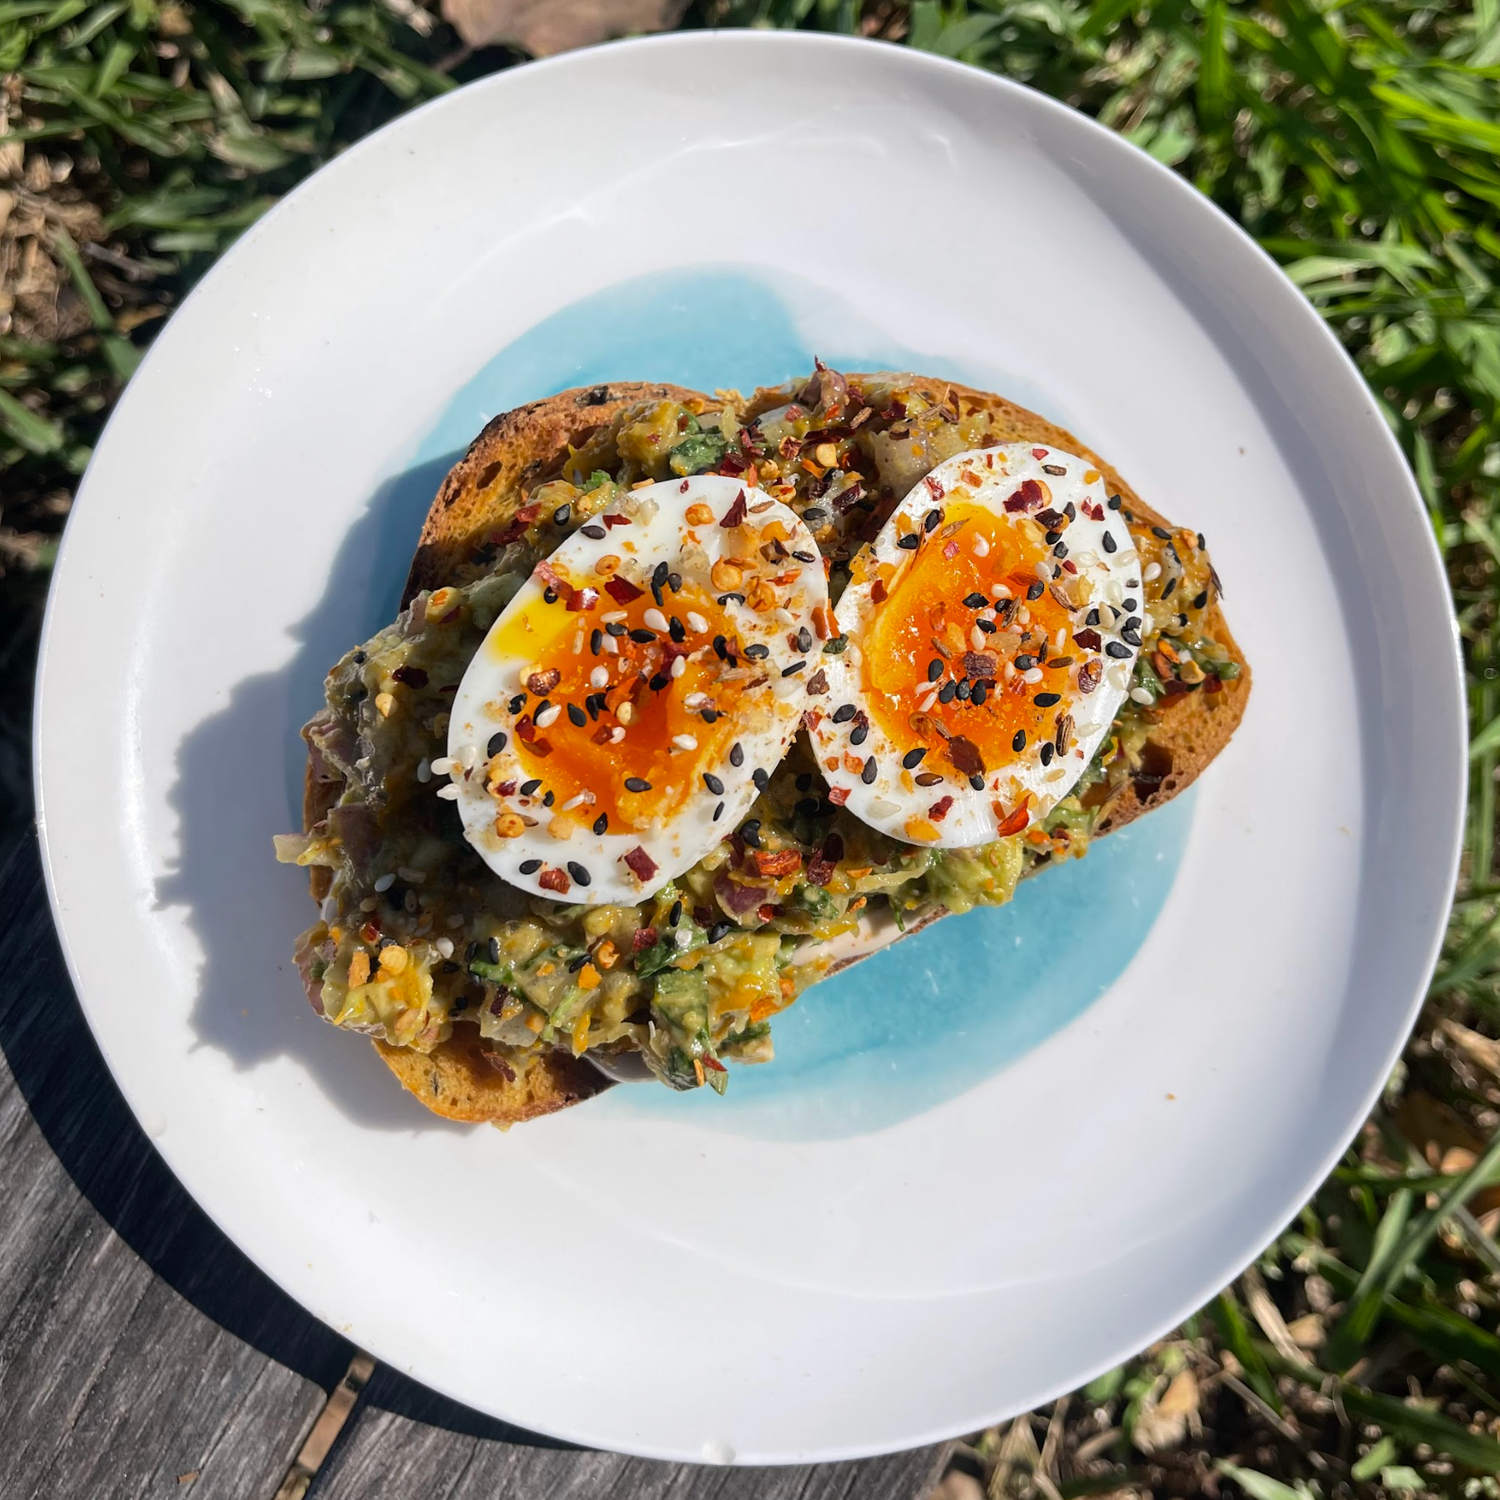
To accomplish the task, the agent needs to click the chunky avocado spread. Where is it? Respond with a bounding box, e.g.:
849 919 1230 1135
277 369 1241 1093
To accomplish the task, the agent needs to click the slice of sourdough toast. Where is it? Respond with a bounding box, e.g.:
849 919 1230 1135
302 376 1248 1124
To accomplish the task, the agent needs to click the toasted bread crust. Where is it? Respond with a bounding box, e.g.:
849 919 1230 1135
303 374 1248 1124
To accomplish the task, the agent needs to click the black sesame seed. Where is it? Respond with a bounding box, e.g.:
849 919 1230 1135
593 812 608 835
795 797 821 816
669 900 682 926
744 643 770 660
752 768 769 791
352 651 367 665
924 508 943 532
668 571 683 593
580 524 606 539
902 747 927 769
1040 742 1054 766
851 722 870 744
781 660 807 677
792 550 817 563
968 773 985 791
972 681 988 706
713 801 725 821
519 859 541 875
552 503 572 526
1125 616 1142 631
701 708 719 723
567 952 589 972
955 680 971 701
1015 654 1037 671
508 693 527 713
1013 729 1027 752
629 628 656 644
605 621 627 637
1123 597 1138 611
861 757 878 784
652 561 669 590
897 533 920 551
542 790 555 807
465 941 480 962
1085 608 1100 626
590 628 603 655
1162 576 1178 599
1035 692 1062 707
1064 502 1076 521
803 507 829 523
1120 626 1142 647
1053 541 1069 558
1102 532 1117 554
520 778 542 795
543 587 558 604
585 694 602 720
1193 589 1209 610
938 681 957 704
704 772 725 795
1197 532 1206 551
713 634 728 659
1027 581 1046 601
729 743 744 767
487 731 507 756
833 703 858 722
487 937 501 964
963 592 988 609
669 616 685 642
706 921 733 944
741 819 762 847
648 673 669 692
1152 525 1172 541
796 773 813 792
717 592 746 606
625 776 652 792
1044 529 1062 546
796 626 812 653
1107 495 1122 510
567 862 591 887
567 703 587 727
1105 641 1132 659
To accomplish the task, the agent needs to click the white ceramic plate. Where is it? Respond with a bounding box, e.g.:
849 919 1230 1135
36 31 1464 1464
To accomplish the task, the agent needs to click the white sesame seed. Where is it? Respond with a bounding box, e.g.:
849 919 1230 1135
561 790 594 811
1056 628 1066 651
603 635 618 654
774 608 795 624
429 755 454 775
684 691 708 708
610 726 625 742
970 626 985 651
1017 606 1030 625
989 581 1010 598
972 534 990 558
359 896 379 912
416 758 432 783
1130 687 1154 705
396 866 425 884
590 666 609 689
1143 562 1162 581
456 743 478 769
373 872 395 892
1047 766 1068 782
686 612 708 633
1023 667 1044 684
535 704 561 728
445 913 466 928
644 608 668 632
436 784 461 800
435 936 454 959
1034 562 1051 581
869 799 899 818
601 610 627 623
675 928 692 950
672 733 698 751
573 630 584 654
670 655 686 678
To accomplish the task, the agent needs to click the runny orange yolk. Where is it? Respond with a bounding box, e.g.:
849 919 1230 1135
489 573 749 831
861 503 1081 769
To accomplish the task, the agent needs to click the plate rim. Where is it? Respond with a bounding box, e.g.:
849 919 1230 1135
32 27 1467 1463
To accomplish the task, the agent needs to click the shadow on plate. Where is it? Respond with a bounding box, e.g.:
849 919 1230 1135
156 451 480 1134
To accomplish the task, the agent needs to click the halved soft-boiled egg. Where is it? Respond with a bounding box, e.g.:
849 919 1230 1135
809 444 1142 846
443 477 830 903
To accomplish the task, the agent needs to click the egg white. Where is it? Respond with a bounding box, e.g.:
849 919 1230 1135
443 477 829 904
809 444 1142 847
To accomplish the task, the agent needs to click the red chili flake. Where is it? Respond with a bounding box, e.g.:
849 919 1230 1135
591 725 612 745
719 452 748 477
534 559 568 594
1035 508 1066 530
494 504 543 546
1031 447 1048 460
753 849 802 879
943 539 959 560
805 668 829 696
604 576 644 604
1003 479 1045 513
622 846 658 882
963 651 998 680
693 905 715 928
392 665 428 688
995 803 1030 837
497 780 517 796
1073 628 1102 652
1082 500 1104 521
1078 661 1102 695
785 404 804 420
758 904 781 922
928 795 954 821
515 716 537 742
602 513 630 529
525 667 561 695
778 434 799 460
881 400 907 421
923 475 945 501
807 832 844 886
1062 560 1078 574
538 867 571 894
1204 674 1224 694
871 578 888 605
720 489 748 528
527 738 553 758
632 925 658 952
827 787 850 807
567 586 599 612
481 1051 516 1082
946 735 986 776
1161 679 1191 702
359 921 381 944
701 1055 727 1073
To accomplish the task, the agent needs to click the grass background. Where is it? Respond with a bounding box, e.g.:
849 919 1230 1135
3 0 1500 1494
